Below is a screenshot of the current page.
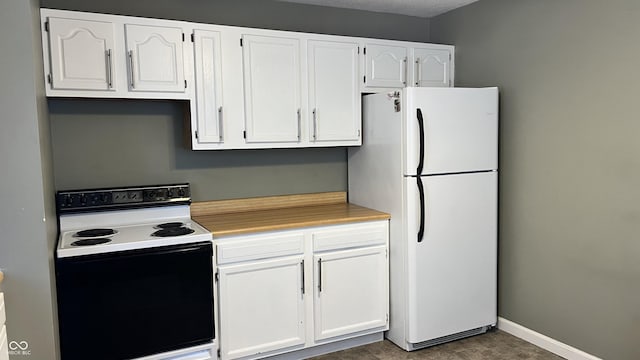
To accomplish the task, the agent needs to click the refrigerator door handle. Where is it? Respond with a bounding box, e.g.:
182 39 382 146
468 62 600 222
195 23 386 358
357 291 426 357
417 176 425 243
417 108 425 175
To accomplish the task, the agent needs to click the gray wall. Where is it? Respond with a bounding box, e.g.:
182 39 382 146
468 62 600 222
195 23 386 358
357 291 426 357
431 1 640 359
48 100 346 200
0 0 59 359
41 0 430 201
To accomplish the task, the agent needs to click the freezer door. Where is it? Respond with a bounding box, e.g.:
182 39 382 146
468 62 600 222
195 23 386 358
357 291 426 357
404 87 498 176
405 172 497 343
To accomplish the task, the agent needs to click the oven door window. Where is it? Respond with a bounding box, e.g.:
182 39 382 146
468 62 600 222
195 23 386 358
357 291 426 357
56 242 214 360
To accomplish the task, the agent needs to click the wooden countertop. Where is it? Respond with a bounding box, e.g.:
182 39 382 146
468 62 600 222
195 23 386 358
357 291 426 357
192 192 390 238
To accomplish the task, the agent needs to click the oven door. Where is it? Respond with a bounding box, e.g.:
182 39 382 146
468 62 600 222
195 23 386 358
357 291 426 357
56 241 214 360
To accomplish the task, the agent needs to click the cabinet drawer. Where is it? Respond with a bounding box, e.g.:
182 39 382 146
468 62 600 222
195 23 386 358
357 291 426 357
0 293 5 327
0 325 7 360
312 221 388 252
217 232 305 264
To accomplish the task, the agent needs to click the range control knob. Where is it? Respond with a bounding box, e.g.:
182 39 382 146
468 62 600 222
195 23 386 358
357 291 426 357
177 188 186 197
167 188 175 198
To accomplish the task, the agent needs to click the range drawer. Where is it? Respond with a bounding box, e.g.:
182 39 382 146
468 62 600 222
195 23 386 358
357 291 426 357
312 221 388 252
217 231 305 265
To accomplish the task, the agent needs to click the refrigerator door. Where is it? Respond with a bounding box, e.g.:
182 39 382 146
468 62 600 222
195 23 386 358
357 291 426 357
405 171 497 343
404 87 498 176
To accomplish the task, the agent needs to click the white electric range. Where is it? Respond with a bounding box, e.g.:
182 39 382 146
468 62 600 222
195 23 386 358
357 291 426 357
55 183 216 360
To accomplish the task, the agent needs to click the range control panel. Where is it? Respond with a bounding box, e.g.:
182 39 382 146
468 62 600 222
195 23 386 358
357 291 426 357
56 184 191 213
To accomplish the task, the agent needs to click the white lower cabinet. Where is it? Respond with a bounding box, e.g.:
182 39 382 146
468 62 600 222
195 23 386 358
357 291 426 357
215 220 389 360
313 245 388 341
0 293 7 360
218 256 306 360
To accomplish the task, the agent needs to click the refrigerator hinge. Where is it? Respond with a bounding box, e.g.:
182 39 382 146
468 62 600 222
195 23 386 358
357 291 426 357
184 80 187 89
363 75 366 83
191 33 195 42
387 91 401 112
217 349 221 359
195 130 199 139
357 46 360 54
214 272 219 282
47 73 52 84
182 33 185 42
243 130 246 139
44 20 49 32
363 47 366 55
240 38 243 47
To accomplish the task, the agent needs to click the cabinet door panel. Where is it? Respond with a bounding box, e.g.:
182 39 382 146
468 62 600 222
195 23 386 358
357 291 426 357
242 35 301 143
314 246 388 340
47 17 116 91
125 24 185 92
414 48 451 87
218 256 305 359
308 40 360 142
365 44 407 88
193 29 224 143
0 325 7 360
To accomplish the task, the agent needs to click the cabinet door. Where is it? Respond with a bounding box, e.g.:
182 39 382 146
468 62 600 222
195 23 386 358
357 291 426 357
308 40 360 143
125 24 185 92
413 48 452 87
218 256 305 359
314 245 388 341
242 35 301 143
193 29 224 143
364 44 407 88
0 293 6 360
46 17 116 91
0 326 7 360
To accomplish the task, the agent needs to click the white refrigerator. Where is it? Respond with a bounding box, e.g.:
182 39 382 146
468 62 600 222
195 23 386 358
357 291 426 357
348 87 498 350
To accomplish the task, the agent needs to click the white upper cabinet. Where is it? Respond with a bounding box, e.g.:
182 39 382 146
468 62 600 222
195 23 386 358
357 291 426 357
308 40 360 144
46 17 116 91
124 24 186 93
413 47 452 87
41 9 456 150
242 34 301 143
192 29 224 144
364 44 408 88
41 9 192 99
363 42 454 90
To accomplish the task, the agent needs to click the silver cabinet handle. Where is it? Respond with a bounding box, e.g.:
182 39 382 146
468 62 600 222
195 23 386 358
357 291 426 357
415 57 420 86
300 260 305 295
128 50 135 89
312 108 317 141
297 108 301 141
106 49 113 89
218 107 224 142
317 258 323 293
402 57 408 86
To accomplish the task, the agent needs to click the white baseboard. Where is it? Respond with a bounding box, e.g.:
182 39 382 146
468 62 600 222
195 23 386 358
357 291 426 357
497 317 601 360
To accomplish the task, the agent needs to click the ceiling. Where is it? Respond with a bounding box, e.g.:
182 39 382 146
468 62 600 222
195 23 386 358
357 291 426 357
276 0 480 18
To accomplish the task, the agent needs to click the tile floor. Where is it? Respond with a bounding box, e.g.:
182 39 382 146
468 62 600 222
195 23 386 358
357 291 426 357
310 330 564 360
